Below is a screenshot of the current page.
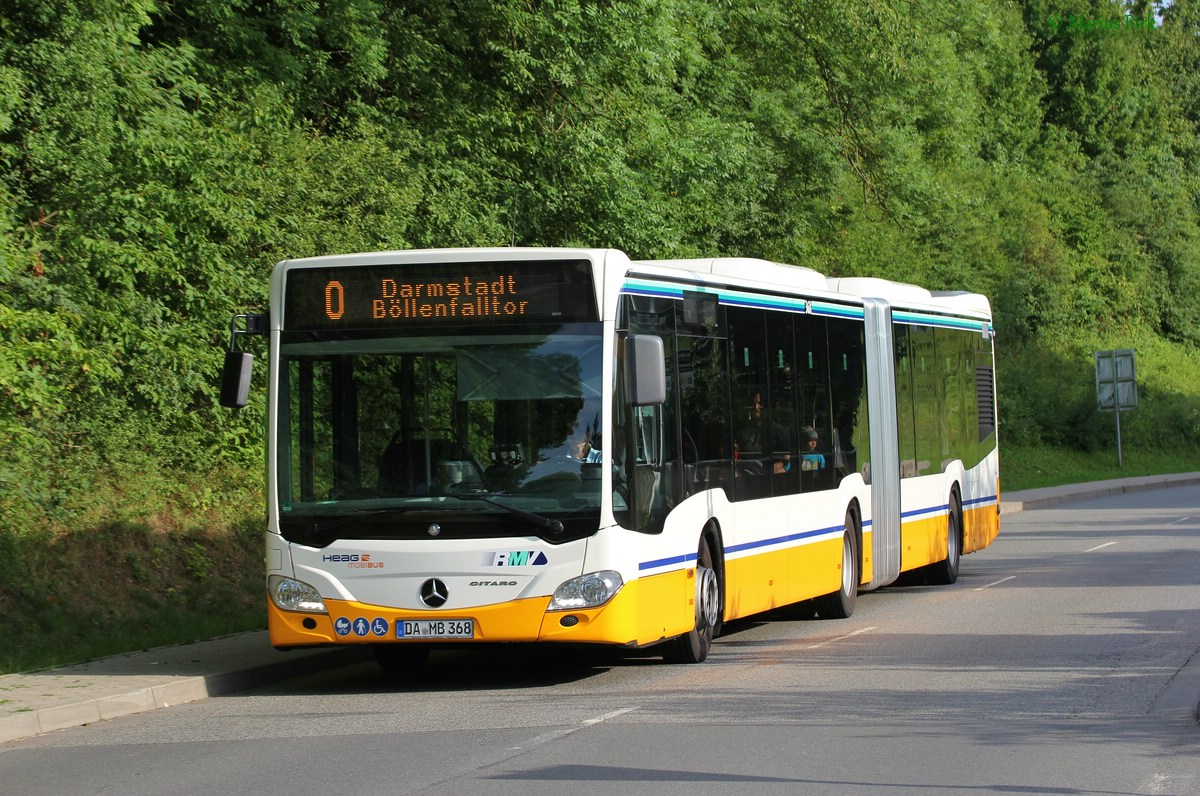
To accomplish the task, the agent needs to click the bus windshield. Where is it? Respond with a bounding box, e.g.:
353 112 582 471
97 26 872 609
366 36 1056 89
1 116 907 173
276 323 604 542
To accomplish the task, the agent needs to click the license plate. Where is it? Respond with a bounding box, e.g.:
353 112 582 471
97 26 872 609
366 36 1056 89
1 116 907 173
396 619 474 639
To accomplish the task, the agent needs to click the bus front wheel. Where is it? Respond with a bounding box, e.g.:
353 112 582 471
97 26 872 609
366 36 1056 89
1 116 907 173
815 510 859 619
663 536 721 664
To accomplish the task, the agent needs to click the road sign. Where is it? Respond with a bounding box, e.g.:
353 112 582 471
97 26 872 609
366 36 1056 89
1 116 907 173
1095 349 1136 466
1095 349 1137 411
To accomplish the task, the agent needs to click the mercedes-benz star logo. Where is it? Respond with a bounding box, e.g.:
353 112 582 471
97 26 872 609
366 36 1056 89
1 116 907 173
420 578 449 608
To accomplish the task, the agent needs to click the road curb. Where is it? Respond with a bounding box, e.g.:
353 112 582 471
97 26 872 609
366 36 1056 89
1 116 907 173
1000 472 1200 514
0 641 369 745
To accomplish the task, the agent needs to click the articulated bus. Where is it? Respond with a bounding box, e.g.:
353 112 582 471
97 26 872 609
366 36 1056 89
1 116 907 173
220 247 999 669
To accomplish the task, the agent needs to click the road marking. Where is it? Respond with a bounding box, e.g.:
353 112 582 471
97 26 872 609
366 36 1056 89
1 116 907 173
1085 541 1118 552
510 707 638 749
1170 516 1191 525
582 707 638 725
806 626 875 649
975 575 1016 591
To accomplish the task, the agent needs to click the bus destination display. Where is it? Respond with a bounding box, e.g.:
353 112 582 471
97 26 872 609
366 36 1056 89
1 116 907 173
284 259 597 331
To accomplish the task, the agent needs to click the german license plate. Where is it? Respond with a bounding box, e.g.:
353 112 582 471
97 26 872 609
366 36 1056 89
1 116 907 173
396 619 474 639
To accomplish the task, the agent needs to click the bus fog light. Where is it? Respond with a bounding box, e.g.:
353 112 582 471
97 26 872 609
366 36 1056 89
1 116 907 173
269 575 327 613
548 571 623 611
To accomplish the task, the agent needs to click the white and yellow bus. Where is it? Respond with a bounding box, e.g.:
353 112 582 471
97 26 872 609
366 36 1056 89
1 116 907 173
221 247 999 669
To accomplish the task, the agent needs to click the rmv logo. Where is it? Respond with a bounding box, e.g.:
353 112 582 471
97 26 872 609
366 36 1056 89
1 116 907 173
481 551 549 567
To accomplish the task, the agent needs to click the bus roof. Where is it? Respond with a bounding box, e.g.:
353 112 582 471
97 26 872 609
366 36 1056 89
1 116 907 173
634 257 829 292
637 258 992 317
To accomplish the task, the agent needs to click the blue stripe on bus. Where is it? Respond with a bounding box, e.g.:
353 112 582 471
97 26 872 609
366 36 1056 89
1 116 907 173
900 494 999 519
634 499 988 572
810 302 865 320
620 281 990 335
623 283 684 299
718 294 807 313
901 503 949 520
638 552 698 571
893 311 990 333
639 523 843 572
724 524 844 555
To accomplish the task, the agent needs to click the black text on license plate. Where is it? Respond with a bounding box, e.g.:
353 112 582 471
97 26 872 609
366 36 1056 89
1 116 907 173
396 619 473 639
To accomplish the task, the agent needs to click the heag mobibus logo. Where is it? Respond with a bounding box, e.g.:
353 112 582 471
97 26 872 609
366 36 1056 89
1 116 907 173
321 553 384 569
481 550 549 567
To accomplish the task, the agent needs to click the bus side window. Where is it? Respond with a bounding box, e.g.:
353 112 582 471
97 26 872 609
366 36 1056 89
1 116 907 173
678 335 732 499
613 317 678 533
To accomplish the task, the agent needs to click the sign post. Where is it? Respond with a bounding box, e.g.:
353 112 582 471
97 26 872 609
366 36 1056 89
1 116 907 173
1095 349 1137 466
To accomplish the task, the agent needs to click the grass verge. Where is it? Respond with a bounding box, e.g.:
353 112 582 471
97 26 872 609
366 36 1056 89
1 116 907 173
0 516 265 674
1000 443 1200 492
2 444 1197 674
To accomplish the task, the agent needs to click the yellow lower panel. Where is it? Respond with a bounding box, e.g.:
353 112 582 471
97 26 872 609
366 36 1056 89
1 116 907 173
862 529 874 583
723 547 789 620
963 503 1000 553
541 568 695 646
268 568 697 649
900 515 944 571
723 537 843 622
268 596 550 648
791 536 845 602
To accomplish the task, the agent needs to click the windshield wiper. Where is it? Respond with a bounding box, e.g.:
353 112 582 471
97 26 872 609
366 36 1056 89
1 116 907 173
454 494 564 535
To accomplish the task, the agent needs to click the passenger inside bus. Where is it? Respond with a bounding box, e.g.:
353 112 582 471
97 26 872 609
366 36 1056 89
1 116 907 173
736 389 794 498
577 428 602 463
798 426 826 471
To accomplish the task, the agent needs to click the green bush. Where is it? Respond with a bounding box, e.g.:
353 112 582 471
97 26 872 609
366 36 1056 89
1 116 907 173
1 0 1199 669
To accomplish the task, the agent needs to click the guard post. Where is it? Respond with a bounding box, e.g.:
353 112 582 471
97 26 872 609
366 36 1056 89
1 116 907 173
1094 349 1137 467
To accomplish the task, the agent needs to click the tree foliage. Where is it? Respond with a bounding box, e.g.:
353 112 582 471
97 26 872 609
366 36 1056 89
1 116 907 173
1 0 1198 534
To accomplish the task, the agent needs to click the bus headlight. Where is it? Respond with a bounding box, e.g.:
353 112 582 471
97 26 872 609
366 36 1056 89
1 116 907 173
548 570 623 611
269 575 327 613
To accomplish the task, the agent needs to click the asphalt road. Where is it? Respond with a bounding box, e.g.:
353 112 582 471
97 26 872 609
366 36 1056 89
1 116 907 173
4 486 1199 796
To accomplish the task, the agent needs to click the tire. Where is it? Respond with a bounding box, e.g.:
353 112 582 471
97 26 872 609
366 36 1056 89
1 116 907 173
663 536 721 663
372 644 430 674
927 491 962 585
815 510 859 619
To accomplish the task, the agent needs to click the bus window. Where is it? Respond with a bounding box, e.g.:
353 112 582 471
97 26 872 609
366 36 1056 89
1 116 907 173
766 311 799 495
894 324 918 479
795 314 833 492
826 317 868 487
614 299 680 534
678 334 732 499
727 307 771 501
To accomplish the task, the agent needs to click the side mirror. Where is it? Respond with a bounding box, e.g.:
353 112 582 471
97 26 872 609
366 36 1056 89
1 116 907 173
219 351 254 409
219 313 267 409
624 334 666 406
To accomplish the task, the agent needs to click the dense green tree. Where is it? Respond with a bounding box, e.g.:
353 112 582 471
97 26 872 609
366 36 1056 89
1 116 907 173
1 0 1198 539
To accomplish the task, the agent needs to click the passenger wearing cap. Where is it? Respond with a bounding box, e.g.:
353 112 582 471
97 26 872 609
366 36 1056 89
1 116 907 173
799 426 826 471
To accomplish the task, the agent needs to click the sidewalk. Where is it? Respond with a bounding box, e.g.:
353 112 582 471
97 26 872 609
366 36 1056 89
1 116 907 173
3 472 1199 744
997 471 1200 513
0 631 371 744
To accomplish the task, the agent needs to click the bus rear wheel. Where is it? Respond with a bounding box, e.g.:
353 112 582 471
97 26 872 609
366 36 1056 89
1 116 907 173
815 510 858 619
927 491 962 585
663 536 721 664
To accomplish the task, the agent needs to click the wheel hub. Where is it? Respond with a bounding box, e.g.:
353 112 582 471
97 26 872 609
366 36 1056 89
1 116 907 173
697 566 720 630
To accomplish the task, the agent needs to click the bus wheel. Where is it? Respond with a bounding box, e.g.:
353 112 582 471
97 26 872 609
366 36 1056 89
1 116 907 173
663 537 721 664
928 491 962 585
816 510 858 619
372 644 430 674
